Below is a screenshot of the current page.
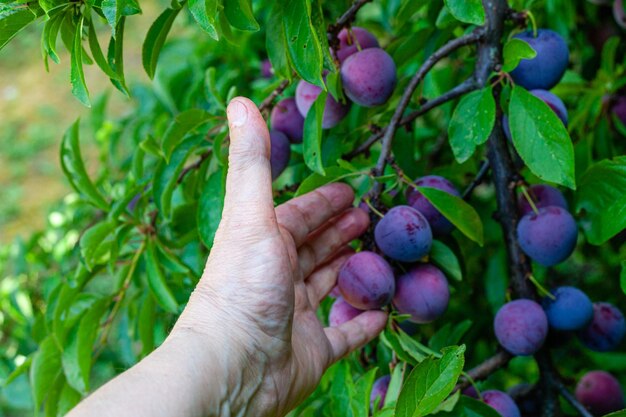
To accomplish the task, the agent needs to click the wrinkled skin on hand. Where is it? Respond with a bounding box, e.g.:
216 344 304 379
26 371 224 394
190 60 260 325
174 98 388 416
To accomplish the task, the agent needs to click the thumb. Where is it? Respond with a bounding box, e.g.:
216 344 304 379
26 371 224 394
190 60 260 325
222 97 276 229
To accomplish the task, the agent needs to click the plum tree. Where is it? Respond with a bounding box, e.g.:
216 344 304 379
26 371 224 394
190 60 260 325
517 184 568 215
328 297 363 327
269 130 291 180
517 206 578 266
270 98 304 143
370 375 391 410
407 175 460 235
341 48 397 107
393 264 449 323
336 27 379 63
503 90 568 141
295 80 350 129
615 0 626 28
578 302 626 351
575 370 625 415
541 286 594 331
482 390 521 417
338 251 395 310
510 29 569 90
374 205 432 262
494 299 549 356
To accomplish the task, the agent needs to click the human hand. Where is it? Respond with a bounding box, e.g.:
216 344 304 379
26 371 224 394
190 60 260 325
172 97 388 416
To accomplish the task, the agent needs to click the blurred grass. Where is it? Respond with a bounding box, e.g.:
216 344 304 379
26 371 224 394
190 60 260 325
0 5 162 243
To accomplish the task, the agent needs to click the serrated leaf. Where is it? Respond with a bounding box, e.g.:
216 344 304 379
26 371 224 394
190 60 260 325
509 86 576 189
145 240 179 314
70 15 90 107
443 0 484 25
448 87 495 163
142 6 182 79
198 166 227 248
60 120 109 210
283 0 324 87
415 186 484 246
303 91 327 175
223 0 259 31
502 38 537 73
395 345 465 417
430 241 462 281
575 156 626 245
188 0 218 39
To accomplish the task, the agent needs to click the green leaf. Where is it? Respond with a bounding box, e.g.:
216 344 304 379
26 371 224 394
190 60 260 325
265 5 291 80
87 16 118 79
429 320 472 352
62 299 108 394
575 156 626 245
58 383 82 416
223 0 259 31
381 330 425 365
142 6 182 79
153 135 204 219
42 11 64 65
30 336 62 409
448 87 495 164
509 86 576 189
283 0 324 87
198 166 227 248
601 411 626 417
60 120 109 210
79 220 117 270
107 17 130 95
162 109 214 161
188 0 219 39
303 91 327 175
430 241 462 281
101 0 141 37
502 38 537 73
0 6 41 51
145 240 179 314
70 15 90 107
296 166 362 196
415 186 484 246
138 294 156 356
395 345 465 417
443 0 485 25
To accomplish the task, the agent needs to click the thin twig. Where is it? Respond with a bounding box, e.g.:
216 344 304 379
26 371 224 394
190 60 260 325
556 380 594 417
258 79 291 116
454 351 512 392
327 0 373 38
462 160 490 200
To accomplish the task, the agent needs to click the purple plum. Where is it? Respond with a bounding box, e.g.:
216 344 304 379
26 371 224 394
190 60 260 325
338 251 395 310
341 48 397 107
374 205 432 262
407 175 460 235
370 375 391 410
612 95 626 127
614 0 626 29
517 206 578 266
510 29 569 90
269 130 291 180
270 98 305 143
483 390 521 417
541 286 593 331
295 80 350 129
261 59 273 78
517 184 568 216
494 299 548 356
393 264 449 323
328 297 364 327
576 370 625 416
578 302 626 352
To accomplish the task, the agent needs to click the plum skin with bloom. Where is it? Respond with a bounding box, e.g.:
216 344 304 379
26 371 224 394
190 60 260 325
336 27 379 63
482 390 521 417
575 370 625 415
541 286 593 331
295 80 350 129
578 302 626 352
494 299 548 356
510 29 569 90
518 184 568 215
392 264 449 323
407 175 460 235
374 205 432 262
337 251 395 310
269 130 291 180
517 206 578 266
341 48 397 107
270 98 304 143
328 297 363 327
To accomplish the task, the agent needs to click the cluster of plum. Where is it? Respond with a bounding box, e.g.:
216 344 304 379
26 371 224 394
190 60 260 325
266 27 397 180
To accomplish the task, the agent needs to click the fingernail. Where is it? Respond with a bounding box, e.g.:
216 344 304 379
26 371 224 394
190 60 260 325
227 99 248 127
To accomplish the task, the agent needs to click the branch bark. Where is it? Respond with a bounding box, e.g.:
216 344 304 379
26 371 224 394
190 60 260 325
454 351 512 392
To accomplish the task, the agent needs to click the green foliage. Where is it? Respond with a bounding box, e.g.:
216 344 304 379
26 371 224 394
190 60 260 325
1 0 626 416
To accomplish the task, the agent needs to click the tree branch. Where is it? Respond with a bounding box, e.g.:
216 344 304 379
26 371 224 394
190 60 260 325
258 79 291 116
366 30 484 202
454 351 512 392
462 160 490 200
327 0 373 39
555 380 594 417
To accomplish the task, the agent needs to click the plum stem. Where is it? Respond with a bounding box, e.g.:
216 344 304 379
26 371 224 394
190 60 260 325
528 274 556 300
526 11 538 37
520 185 540 215
364 198 384 218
